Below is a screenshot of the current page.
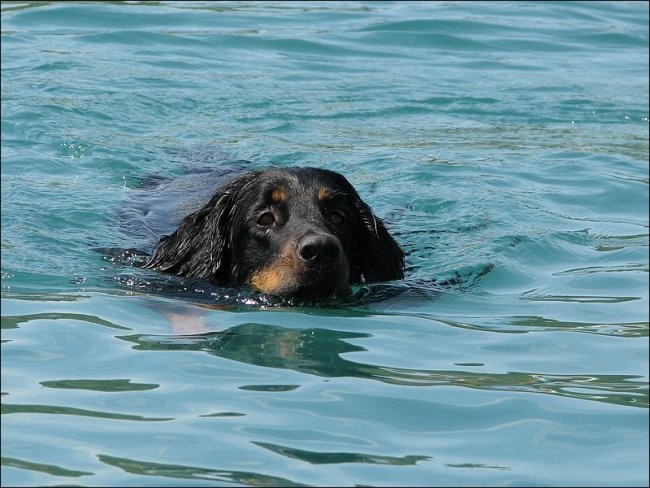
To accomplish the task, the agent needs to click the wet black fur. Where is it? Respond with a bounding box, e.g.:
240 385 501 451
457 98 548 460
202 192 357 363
140 167 404 298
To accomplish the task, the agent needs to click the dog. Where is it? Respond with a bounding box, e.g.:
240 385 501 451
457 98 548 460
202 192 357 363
139 167 404 301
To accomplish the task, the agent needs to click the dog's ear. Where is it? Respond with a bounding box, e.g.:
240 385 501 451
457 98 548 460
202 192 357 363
350 198 405 283
141 172 259 280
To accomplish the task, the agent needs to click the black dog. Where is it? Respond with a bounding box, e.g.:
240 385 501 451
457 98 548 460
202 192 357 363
140 167 404 301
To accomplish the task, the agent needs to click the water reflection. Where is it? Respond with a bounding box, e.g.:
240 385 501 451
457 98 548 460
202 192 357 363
1 312 130 331
252 441 430 465
97 454 305 487
1 403 172 422
119 322 648 409
1 457 93 478
430 315 649 337
39 379 158 392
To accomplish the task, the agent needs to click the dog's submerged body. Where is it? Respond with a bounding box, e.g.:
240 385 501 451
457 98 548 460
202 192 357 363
140 167 404 301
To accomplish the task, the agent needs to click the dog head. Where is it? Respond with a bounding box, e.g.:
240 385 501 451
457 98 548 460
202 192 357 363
142 167 404 301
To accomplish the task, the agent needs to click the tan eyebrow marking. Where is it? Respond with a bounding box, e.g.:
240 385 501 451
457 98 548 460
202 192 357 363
318 187 331 201
271 188 287 203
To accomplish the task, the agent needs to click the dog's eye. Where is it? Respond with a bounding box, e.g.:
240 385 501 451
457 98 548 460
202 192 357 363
257 212 275 227
329 211 346 226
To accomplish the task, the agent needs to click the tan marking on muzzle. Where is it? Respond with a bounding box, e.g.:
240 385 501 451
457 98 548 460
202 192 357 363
248 241 298 295
249 267 287 295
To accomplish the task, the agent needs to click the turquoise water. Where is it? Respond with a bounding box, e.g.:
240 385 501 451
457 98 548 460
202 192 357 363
1 1 648 486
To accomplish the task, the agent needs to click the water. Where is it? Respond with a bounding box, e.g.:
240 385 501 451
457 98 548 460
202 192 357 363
1 1 648 486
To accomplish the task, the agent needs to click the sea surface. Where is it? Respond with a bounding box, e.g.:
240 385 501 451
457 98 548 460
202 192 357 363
1 1 648 486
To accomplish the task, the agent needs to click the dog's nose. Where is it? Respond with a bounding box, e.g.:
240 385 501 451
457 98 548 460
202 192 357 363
298 234 341 267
